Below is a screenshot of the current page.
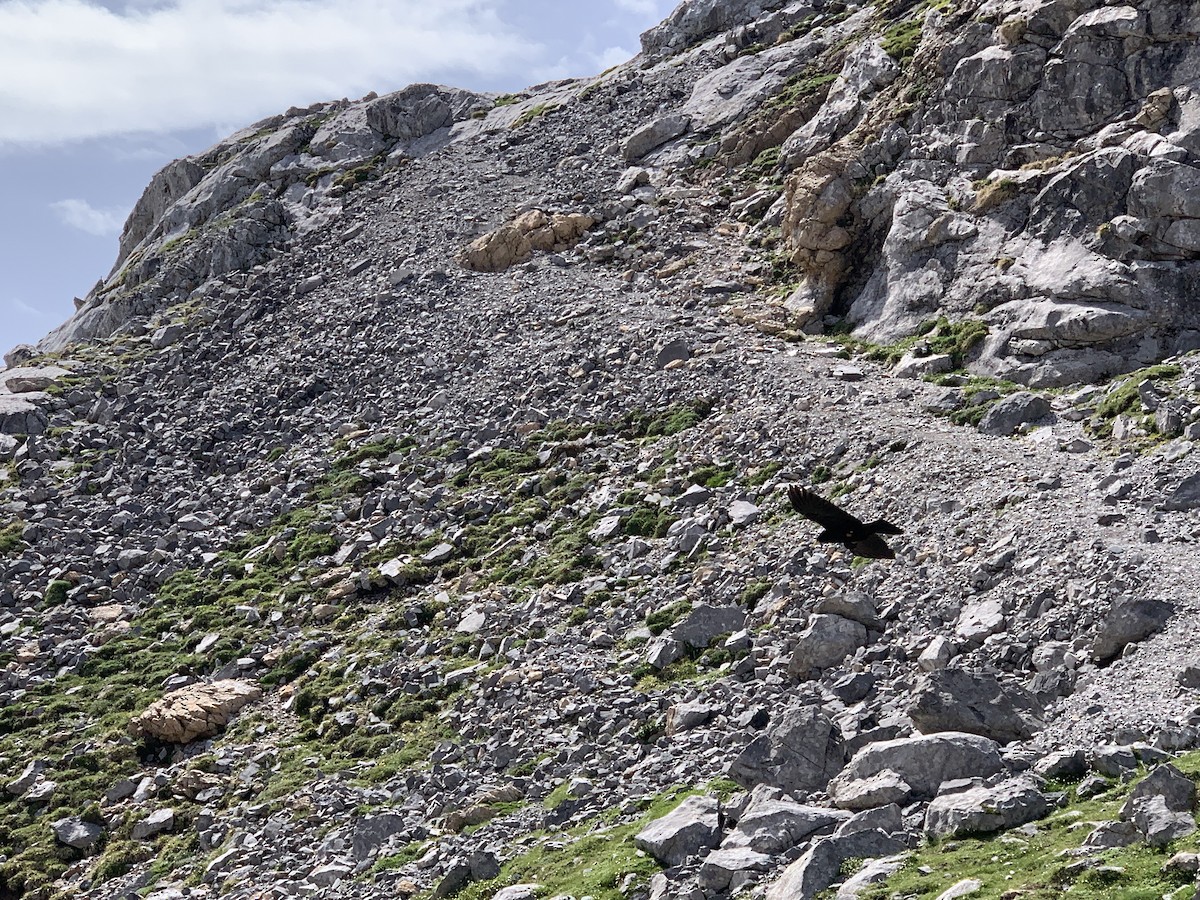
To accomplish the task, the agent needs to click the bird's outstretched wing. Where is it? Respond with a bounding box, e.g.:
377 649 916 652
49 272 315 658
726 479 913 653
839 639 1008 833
787 486 863 533
850 534 897 560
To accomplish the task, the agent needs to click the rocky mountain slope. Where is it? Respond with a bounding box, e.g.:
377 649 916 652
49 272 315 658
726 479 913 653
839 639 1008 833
2 0 1200 898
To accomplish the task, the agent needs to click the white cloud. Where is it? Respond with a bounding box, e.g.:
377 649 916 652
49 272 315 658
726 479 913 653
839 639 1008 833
612 0 661 16
49 198 126 236
0 0 543 146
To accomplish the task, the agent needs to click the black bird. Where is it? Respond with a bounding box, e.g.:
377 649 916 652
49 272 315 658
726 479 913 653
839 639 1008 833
788 485 903 559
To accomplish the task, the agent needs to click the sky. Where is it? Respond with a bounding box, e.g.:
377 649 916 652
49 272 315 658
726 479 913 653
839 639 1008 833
0 0 678 356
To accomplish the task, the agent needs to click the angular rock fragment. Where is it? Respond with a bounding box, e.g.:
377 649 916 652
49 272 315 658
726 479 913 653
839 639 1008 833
1091 596 1172 663
924 777 1051 838
729 704 845 794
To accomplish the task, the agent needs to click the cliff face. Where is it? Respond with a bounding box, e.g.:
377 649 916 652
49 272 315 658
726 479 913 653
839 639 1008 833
31 0 1200 389
3 2 1200 899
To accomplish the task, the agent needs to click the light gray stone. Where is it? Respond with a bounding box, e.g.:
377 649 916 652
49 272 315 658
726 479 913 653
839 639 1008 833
977 393 1052 436
729 703 845 795
788 614 868 677
634 795 721 866
907 669 1043 744
765 829 907 900
829 733 1003 806
924 777 1051 838
51 816 103 850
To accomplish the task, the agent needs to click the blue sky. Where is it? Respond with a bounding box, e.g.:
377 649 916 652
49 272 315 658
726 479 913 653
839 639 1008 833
0 0 676 356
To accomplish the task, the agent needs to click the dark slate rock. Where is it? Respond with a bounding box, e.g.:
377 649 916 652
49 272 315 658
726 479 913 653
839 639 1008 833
1091 596 1173 663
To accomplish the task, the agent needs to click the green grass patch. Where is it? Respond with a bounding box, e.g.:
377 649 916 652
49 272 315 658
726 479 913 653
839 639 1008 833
513 103 558 128
457 786 701 900
645 599 692 636
862 757 1200 900
1093 365 1183 422
0 520 26 555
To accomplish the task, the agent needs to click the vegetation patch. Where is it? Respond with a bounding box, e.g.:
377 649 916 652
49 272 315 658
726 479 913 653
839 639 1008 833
972 177 1019 212
1087 364 1183 439
455 786 699 900
0 520 25 555
645 599 693 636
513 103 558 129
861 753 1200 899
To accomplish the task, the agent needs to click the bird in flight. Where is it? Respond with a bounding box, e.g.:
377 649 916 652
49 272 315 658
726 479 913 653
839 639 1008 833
788 485 903 559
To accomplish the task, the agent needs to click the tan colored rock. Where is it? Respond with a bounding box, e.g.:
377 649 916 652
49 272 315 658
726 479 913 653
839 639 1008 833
460 225 533 272
129 679 262 744
459 209 594 272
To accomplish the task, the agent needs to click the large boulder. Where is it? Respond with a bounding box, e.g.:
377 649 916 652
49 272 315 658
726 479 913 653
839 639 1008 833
765 829 907 900
0 394 48 436
633 795 721 866
129 680 262 744
724 787 849 854
1091 596 1172 663
788 614 868 678
622 115 691 162
828 733 1003 808
977 393 1052 436
907 669 1043 744
728 704 845 794
924 777 1052 838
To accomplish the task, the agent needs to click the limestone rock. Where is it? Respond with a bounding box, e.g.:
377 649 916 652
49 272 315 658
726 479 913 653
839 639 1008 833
907 669 1043 744
1092 596 1172 662
51 816 103 850
977 393 1052 436
725 788 850 854
765 829 907 900
633 795 721 866
829 733 1003 807
129 679 263 744
924 777 1052 838
729 703 845 794
788 614 868 677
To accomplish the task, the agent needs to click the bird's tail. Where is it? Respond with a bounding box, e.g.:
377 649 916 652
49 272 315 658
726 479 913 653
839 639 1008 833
815 529 841 543
865 519 903 535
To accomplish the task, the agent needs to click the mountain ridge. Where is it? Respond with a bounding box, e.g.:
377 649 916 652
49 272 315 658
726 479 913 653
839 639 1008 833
2 0 1200 898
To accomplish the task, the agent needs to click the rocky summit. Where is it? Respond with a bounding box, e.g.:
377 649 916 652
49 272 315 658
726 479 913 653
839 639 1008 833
3 0 1200 898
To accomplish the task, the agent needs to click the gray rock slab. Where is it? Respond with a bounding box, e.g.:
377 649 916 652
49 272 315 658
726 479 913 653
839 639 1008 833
622 114 690 161
1119 763 1196 818
0 394 48 435
131 808 175 840
1092 595 1172 662
829 733 1003 806
1163 473 1200 511
907 669 1043 744
729 703 846 795
634 794 721 867
725 793 849 854
671 604 746 649
698 846 772 892
51 816 103 850
924 777 1051 838
834 854 908 899
766 829 907 900
788 614 868 677
977 393 1052 436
